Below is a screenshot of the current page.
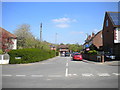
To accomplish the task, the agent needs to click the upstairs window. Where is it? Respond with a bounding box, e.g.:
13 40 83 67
106 19 108 27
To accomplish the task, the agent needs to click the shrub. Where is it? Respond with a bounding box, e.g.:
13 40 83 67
88 50 98 55
0 49 3 54
8 48 56 64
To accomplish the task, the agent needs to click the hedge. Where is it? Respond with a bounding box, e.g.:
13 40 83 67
8 48 57 64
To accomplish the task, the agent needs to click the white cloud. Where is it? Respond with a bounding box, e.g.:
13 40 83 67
52 17 77 28
56 24 69 28
52 17 77 23
52 18 70 23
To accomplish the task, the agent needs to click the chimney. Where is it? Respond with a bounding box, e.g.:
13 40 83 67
92 32 95 37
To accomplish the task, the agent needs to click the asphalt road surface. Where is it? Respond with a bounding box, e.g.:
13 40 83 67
1 56 119 88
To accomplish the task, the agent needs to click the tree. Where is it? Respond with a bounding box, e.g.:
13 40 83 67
14 24 53 50
68 44 83 52
14 24 35 49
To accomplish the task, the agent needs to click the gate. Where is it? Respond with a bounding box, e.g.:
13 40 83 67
0 54 10 64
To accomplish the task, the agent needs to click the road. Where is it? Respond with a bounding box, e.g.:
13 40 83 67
1 56 119 88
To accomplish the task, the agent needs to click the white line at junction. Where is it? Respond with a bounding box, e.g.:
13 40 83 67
16 75 26 77
31 75 44 77
112 73 120 76
82 73 94 77
97 73 110 76
2 75 12 77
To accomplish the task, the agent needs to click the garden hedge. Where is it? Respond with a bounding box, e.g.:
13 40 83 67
8 48 58 64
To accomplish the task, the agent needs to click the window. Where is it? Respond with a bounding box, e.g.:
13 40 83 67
101 35 103 38
106 19 108 27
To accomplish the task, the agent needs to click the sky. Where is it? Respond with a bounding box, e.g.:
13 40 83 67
1 2 118 44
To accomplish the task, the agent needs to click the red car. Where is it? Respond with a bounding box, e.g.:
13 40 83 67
73 53 83 60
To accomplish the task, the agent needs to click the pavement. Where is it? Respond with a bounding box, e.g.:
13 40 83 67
82 59 120 66
1 56 120 88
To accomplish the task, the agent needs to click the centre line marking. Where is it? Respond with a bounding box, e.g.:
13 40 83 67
65 68 68 77
16 75 26 77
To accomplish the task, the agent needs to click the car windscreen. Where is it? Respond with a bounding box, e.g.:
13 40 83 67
75 54 80 55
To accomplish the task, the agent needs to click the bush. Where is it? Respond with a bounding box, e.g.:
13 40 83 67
88 50 98 55
0 49 3 54
8 48 56 64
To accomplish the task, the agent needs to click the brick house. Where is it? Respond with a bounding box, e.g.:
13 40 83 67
0 27 17 52
83 31 103 51
49 45 56 50
58 45 69 56
102 12 120 59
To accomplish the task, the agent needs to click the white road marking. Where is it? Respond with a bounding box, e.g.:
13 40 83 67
48 75 62 77
65 68 69 77
16 75 26 77
112 73 120 76
2 75 12 77
97 73 110 76
82 73 94 77
31 75 43 77
66 63 68 67
73 74 77 76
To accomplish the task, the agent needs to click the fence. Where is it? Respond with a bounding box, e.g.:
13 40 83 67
0 54 10 64
82 54 102 62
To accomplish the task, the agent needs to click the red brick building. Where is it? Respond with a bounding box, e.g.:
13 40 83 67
58 45 69 56
83 31 103 51
102 12 120 59
0 27 17 52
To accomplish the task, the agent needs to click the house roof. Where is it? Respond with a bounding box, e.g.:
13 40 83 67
107 12 120 27
84 30 102 44
0 27 17 38
49 45 56 48
58 45 69 49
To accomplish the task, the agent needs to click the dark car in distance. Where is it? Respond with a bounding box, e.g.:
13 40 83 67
65 52 70 57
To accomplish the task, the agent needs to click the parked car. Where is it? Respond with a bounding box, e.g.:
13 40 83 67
71 52 79 57
104 52 116 60
65 52 70 57
72 53 83 60
61 53 65 57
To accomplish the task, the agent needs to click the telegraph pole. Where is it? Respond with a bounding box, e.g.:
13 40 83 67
55 33 58 56
55 33 57 44
40 23 42 42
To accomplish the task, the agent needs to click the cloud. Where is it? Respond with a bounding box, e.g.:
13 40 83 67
56 24 69 28
52 17 77 23
52 17 77 28
52 18 70 23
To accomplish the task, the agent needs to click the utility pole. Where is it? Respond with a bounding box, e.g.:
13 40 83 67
55 33 57 44
55 33 58 56
40 23 42 42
